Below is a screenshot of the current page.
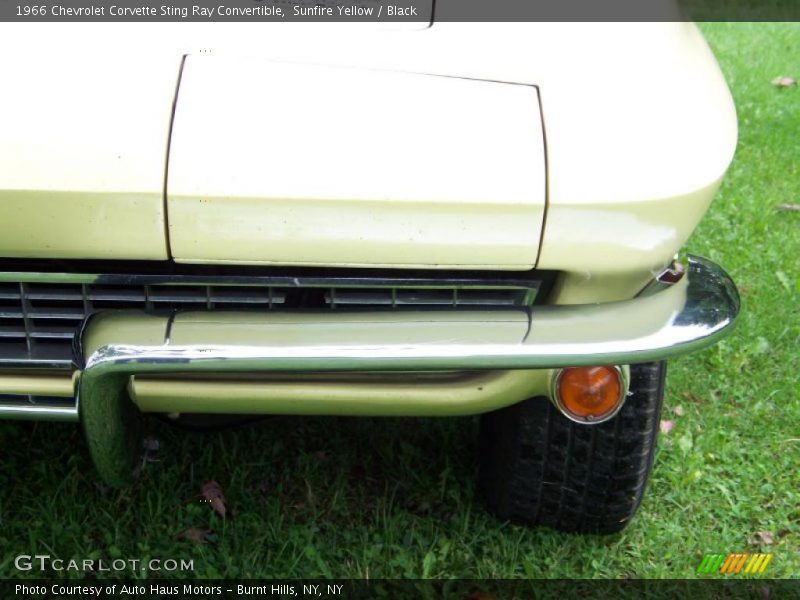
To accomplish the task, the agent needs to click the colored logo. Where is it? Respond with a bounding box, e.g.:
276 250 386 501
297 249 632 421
697 553 773 575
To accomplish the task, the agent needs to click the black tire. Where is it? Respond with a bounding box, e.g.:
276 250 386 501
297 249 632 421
478 361 666 534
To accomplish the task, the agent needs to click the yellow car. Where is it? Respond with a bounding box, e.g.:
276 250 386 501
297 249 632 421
0 20 739 533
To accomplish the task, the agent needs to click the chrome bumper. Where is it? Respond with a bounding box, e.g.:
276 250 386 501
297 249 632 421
0 256 739 422
75 255 739 381
70 255 737 485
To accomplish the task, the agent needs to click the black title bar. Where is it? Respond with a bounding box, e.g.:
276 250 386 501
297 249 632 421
2 0 800 22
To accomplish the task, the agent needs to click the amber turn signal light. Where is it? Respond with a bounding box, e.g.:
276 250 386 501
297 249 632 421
551 366 626 424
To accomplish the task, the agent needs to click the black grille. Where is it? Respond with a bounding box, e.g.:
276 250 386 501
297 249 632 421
0 276 542 370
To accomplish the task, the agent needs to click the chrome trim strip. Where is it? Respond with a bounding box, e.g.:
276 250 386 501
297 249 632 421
0 357 74 370
0 402 78 422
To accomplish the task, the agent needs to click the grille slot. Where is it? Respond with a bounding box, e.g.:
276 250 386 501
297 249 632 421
0 393 75 407
0 276 541 369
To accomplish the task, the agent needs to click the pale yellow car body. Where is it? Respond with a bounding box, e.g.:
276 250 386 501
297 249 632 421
0 21 737 415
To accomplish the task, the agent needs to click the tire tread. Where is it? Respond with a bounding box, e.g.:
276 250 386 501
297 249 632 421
479 361 666 534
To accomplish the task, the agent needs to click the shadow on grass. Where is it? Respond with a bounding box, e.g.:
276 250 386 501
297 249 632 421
0 415 623 578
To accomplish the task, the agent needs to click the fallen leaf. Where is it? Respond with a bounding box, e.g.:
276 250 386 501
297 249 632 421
681 391 703 404
673 405 685 417
748 531 774 546
771 76 796 87
777 202 800 212
660 420 674 434
201 480 227 518
181 527 214 544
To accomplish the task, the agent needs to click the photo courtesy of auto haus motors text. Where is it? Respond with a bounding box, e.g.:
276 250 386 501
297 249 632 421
14 584 344 598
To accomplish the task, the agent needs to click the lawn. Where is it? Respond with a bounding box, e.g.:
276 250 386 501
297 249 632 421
0 22 798 581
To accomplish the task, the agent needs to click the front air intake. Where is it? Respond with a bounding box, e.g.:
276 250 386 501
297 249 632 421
0 264 549 369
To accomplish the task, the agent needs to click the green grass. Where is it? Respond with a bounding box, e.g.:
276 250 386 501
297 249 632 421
0 23 798 580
